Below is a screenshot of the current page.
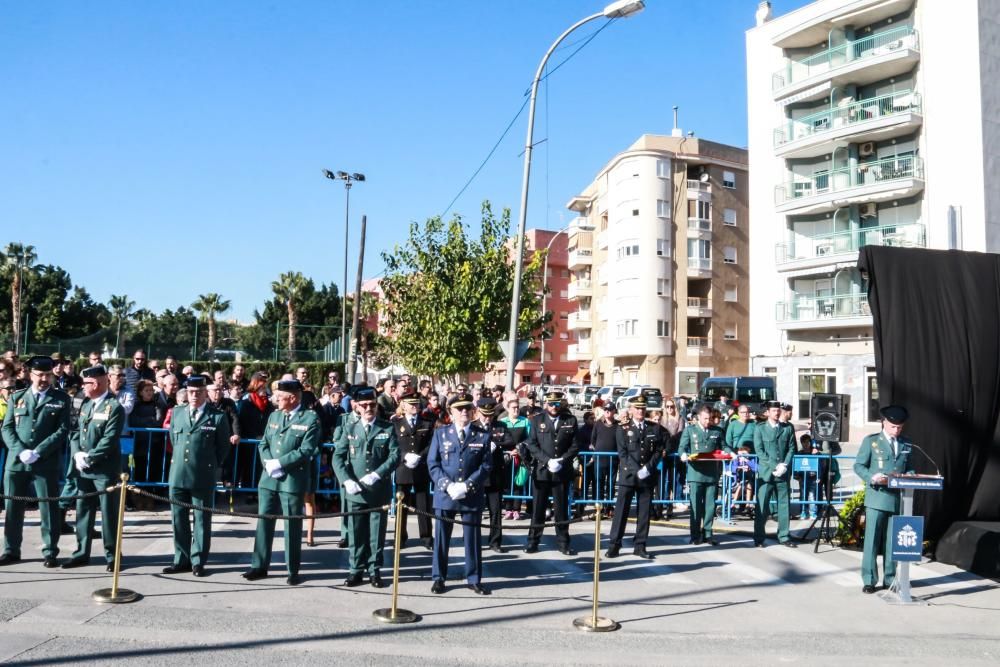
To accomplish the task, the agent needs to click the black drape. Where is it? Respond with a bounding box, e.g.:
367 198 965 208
859 246 1000 541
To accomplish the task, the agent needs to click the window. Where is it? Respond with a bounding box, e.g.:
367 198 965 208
616 320 638 337
797 368 837 418
657 320 670 337
616 242 640 259
559 332 569 340
688 238 711 260
559 312 568 320
723 171 736 189
656 239 670 257
560 269 569 278
544 352 553 361
657 278 670 295
688 200 710 219
723 208 737 226
656 199 671 218
656 159 670 178
724 325 738 341
724 284 738 302
723 246 737 264
521 375 532 385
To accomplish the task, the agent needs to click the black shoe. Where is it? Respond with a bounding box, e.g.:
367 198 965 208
91 530 101 540
337 537 348 548
162 564 192 574
0 553 21 566
467 583 490 595
488 544 504 553
754 541 765 548
242 568 267 581
431 579 446 594
421 539 434 551
781 541 798 548
705 537 720 546
862 585 876 594
192 565 206 577
343 572 364 587
106 562 116 572
286 574 301 586
558 546 577 556
690 536 703 545
369 573 385 588
605 545 621 558
61 556 88 569
633 548 653 560
43 557 59 568
60 521 75 533
524 544 539 554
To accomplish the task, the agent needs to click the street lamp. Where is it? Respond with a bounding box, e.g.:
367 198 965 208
539 221 595 384
323 168 366 365
504 0 645 390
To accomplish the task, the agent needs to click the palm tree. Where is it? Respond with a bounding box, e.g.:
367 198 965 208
3 243 37 355
108 294 136 357
192 293 231 356
271 272 308 361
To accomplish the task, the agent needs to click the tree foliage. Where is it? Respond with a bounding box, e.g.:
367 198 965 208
379 202 546 378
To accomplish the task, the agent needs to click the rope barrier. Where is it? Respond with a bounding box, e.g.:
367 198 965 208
403 504 585 531
0 485 119 503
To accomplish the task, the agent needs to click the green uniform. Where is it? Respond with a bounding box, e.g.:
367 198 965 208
677 423 729 542
168 404 232 568
69 394 125 564
853 432 913 587
332 416 399 576
2 388 72 559
753 419 796 544
250 407 321 576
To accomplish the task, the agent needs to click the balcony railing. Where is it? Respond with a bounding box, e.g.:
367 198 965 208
687 179 711 192
687 218 712 232
568 311 593 328
772 26 919 92
776 221 925 263
688 257 712 271
687 297 710 308
568 341 592 358
775 155 923 205
567 248 593 267
687 336 710 348
776 293 870 322
774 89 921 147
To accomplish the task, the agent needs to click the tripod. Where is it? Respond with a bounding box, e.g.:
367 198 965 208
801 443 840 551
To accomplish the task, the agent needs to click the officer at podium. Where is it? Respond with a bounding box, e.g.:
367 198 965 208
853 404 914 594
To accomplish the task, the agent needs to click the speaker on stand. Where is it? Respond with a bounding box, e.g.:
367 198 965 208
804 393 850 550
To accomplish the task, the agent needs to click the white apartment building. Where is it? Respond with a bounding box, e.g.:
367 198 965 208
746 0 1000 427
566 133 749 395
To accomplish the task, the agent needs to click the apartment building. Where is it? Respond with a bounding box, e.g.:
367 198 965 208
565 133 750 395
746 0 1000 425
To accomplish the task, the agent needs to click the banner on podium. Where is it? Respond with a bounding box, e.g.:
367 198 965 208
891 515 924 562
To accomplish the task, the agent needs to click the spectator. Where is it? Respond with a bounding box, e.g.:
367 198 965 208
235 372 273 490
181 365 195 380
162 356 183 385
376 377 397 420
588 404 618 516
129 380 166 488
661 398 687 518
156 374 180 417
213 369 226 388
230 364 249 393
226 380 242 402
87 351 103 367
108 365 135 416
124 350 156 393
319 385 346 441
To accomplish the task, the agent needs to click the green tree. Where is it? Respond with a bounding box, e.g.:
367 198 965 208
109 294 136 356
2 242 37 353
192 292 231 355
379 202 546 379
271 272 309 361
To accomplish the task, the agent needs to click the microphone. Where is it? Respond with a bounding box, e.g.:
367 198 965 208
905 442 942 477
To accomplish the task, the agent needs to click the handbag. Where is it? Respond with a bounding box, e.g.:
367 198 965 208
514 464 528 487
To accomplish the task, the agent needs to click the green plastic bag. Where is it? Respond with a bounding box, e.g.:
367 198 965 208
514 464 528 487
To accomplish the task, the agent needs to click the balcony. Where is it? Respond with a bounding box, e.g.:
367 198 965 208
687 336 712 356
597 228 609 250
687 257 712 278
775 293 870 330
774 90 922 159
567 341 593 361
567 279 593 300
567 310 593 331
567 248 593 269
687 297 712 319
687 217 712 237
776 221 925 272
774 155 924 215
687 179 711 194
772 26 920 102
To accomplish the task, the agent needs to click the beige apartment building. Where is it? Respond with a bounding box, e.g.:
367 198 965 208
565 132 750 396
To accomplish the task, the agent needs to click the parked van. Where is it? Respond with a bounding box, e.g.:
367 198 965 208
697 376 776 415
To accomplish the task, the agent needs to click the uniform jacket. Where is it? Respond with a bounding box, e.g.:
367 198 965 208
678 423 730 483
725 419 757 452
333 415 399 506
257 407 322 495
616 419 667 488
2 387 72 475
853 432 914 512
72 395 125 480
754 420 795 483
168 404 232 490
480 418 514 491
525 411 579 482
427 422 492 512
391 413 434 486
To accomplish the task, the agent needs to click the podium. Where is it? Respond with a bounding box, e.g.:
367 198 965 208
880 473 944 605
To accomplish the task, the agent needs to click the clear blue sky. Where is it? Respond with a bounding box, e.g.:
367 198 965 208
0 0 810 323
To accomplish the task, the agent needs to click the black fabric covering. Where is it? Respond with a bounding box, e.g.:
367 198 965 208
935 521 1000 578
858 246 1000 542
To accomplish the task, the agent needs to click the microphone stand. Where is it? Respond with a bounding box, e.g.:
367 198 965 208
802 441 840 551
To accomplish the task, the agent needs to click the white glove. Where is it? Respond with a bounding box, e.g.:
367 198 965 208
343 480 363 495
447 482 467 500
264 459 282 475
19 450 40 465
637 466 650 480
546 458 563 473
491 441 497 452
360 472 380 487
871 473 888 485
73 451 91 471
774 463 788 477
680 453 689 463
403 452 421 469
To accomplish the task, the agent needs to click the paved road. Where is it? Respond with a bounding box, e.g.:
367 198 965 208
0 507 998 665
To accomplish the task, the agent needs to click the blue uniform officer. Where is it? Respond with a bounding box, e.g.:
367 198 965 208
427 393 492 595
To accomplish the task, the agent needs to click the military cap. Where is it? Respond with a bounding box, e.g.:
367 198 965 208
544 390 564 404
602 402 617 412
476 397 498 414
50 352 66 362
26 355 55 372
185 375 207 388
492 384 505 393
81 364 108 378
526 390 537 399
781 403 793 411
879 405 909 425
400 389 420 405
764 400 782 409
330 384 344 393
353 386 377 402
448 393 475 409
628 395 647 409
276 379 303 393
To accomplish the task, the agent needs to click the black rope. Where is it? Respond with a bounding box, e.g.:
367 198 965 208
403 504 584 531
127 486 389 521
0 484 120 503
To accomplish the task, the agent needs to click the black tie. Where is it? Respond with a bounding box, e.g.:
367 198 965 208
409 417 416 429
459 429 466 444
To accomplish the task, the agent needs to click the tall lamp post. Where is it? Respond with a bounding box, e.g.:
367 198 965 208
323 169 366 365
539 221 595 384
504 0 645 390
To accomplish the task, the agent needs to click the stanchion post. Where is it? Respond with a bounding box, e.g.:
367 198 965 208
373 492 419 624
573 502 618 632
93 473 141 604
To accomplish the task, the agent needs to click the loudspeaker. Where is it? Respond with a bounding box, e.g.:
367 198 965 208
810 393 850 443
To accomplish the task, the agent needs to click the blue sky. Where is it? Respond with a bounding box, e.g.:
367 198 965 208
0 0 810 323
